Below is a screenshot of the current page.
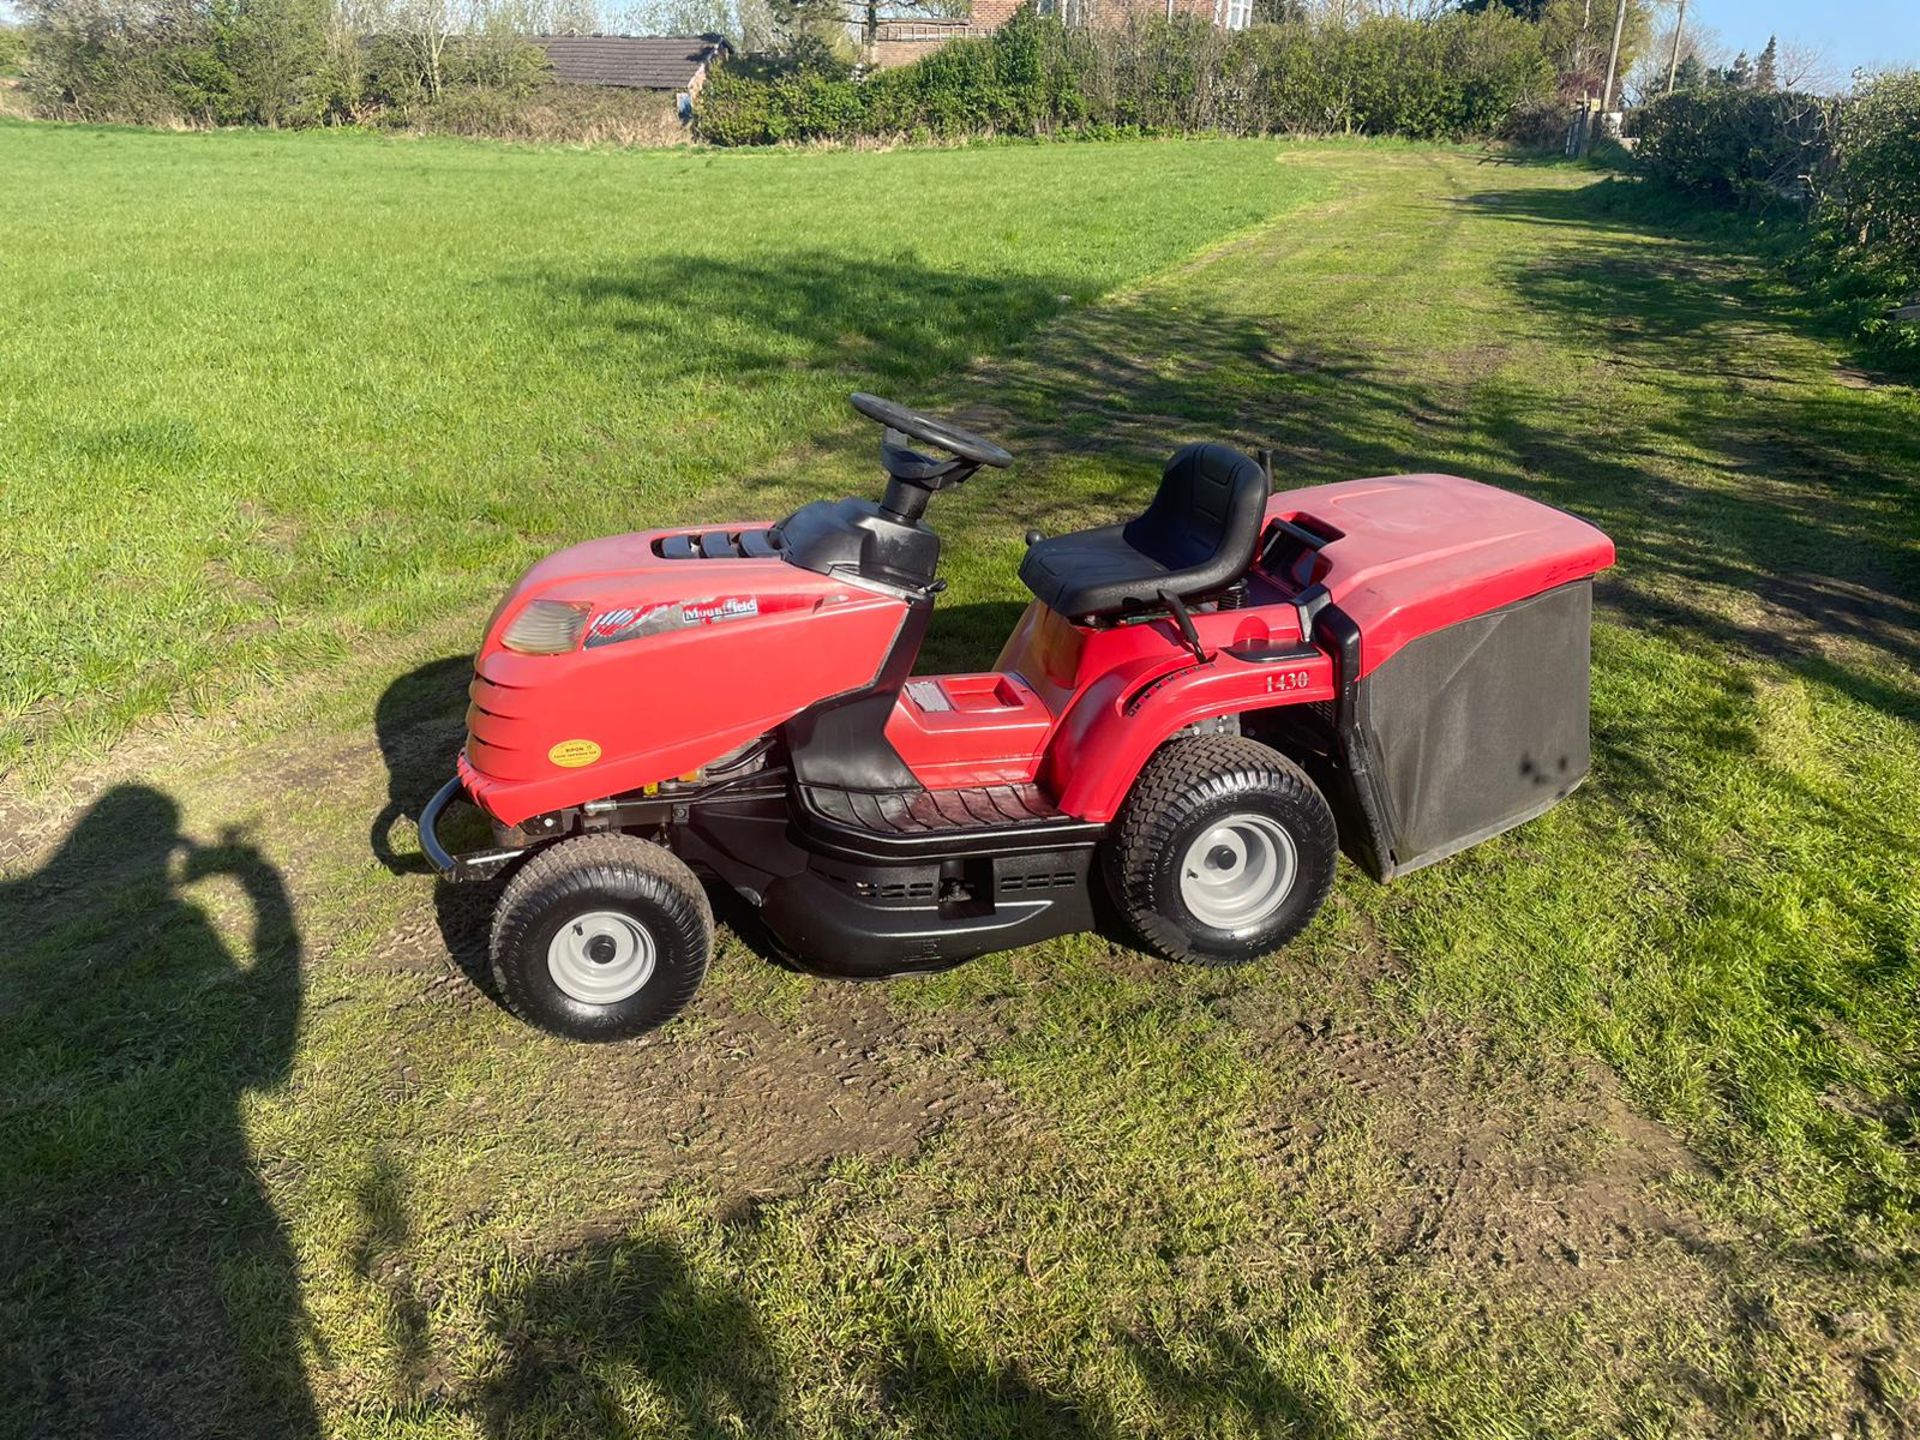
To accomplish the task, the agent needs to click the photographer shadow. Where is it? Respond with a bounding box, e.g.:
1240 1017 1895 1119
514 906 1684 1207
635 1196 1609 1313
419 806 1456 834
0 787 314 1436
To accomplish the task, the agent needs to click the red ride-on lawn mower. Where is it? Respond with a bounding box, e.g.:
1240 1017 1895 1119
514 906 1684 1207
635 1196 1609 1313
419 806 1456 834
419 393 1614 1041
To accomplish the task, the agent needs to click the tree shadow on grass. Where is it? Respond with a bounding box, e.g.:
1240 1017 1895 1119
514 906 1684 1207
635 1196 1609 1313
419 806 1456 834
525 250 1078 398
348 1158 790 1438
354 1181 1350 1438
1449 186 1920 725
0 787 313 1437
516 187 1919 703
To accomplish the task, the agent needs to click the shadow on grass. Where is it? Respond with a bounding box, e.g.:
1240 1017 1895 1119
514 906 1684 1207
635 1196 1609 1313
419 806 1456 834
0 787 313 1437
372 653 475 878
518 249 1083 397
474 1237 785 1439
1451 184 1920 727
349 1166 1347 1438
348 1158 786 1436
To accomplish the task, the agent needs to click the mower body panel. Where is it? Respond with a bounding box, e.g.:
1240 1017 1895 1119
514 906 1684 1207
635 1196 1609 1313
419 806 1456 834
462 524 909 827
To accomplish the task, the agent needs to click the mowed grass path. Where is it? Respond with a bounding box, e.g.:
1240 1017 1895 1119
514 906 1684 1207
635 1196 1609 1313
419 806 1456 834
2 132 1918 1438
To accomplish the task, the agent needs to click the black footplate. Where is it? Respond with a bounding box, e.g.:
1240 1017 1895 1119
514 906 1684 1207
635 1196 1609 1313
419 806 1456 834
796 782 1102 860
806 782 1059 832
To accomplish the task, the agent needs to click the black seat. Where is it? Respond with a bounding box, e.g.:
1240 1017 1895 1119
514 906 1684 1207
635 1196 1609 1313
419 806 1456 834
1018 442 1270 620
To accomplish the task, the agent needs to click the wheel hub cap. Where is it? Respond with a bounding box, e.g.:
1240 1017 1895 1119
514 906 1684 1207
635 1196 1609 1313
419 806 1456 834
1179 813 1298 933
548 910 656 1004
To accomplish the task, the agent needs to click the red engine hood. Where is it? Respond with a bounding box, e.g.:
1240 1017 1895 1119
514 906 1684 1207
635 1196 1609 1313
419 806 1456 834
1268 475 1615 676
462 524 909 826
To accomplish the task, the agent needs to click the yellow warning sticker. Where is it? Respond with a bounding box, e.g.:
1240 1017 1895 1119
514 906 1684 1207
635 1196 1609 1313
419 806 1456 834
548 739 602 768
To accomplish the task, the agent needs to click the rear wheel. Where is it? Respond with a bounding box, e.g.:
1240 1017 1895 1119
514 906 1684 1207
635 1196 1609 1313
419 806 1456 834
1104 734 1337 966
490 833 712 1041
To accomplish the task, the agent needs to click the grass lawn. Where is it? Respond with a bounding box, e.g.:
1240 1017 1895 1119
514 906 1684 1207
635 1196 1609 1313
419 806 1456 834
0 122 1323 775
1 125 1917 1438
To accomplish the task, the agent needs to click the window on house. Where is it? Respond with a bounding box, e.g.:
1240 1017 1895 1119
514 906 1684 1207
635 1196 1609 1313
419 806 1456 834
1223 0 1252 28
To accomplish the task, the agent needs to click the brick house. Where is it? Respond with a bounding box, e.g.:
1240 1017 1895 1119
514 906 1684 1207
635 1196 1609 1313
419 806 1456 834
868 0 1252 69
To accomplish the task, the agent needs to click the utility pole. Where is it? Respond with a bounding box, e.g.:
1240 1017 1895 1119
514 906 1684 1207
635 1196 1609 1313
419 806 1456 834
1665 0 1688 94
1598 0 1628 116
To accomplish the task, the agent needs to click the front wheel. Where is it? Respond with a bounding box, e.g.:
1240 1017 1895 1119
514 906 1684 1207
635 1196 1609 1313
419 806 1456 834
1104 734 1338 966
490 833 713 1041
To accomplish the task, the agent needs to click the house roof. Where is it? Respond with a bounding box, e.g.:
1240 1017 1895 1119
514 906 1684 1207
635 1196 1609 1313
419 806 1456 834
533 34 730 91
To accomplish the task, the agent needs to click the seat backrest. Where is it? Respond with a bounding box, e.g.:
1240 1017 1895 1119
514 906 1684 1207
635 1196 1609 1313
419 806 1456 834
1122 442 1270 579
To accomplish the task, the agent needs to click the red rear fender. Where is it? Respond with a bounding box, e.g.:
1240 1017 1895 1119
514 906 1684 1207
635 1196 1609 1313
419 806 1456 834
994 598 1338 823
1045 649 1337 822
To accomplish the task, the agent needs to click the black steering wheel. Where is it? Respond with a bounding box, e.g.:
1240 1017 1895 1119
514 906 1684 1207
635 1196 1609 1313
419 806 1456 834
851 393 1013 470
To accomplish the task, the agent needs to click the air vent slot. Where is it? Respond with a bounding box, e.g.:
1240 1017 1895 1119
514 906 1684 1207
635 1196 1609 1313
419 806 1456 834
653 528 785 560
852 878 938 902
1000 871 1076 892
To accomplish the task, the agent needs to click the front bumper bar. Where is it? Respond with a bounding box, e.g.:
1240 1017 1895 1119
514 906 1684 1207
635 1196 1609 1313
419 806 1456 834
418 774 527 883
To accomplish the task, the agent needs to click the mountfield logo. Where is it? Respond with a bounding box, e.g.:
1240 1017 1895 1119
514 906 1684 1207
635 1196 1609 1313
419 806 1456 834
682 597 760 625
585 596 760 648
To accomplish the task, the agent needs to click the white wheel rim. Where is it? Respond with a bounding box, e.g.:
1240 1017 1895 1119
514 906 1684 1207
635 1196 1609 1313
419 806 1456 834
547 909 656 1005
1178 813 1299 933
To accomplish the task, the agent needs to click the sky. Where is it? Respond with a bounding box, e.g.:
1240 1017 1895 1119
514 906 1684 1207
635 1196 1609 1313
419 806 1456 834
1686 0 1920 84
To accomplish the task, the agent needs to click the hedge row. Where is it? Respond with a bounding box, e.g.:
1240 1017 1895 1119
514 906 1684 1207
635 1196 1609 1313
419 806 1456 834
696 9 1554 147
1830 72 1920 303
1630 90 1836 207
1631 73 1920 351
16 0 551 129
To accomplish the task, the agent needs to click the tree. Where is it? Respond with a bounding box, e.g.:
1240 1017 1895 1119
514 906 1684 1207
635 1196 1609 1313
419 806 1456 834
1753 32 1776 90
1517 0 1652 102
1725 48 1748 88
1459 0 1553 19
761 0 853 70
1624 9 1721 105
0 21 29 75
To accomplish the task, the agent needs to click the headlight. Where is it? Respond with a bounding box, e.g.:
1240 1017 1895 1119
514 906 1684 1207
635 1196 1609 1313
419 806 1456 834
500 599 590 655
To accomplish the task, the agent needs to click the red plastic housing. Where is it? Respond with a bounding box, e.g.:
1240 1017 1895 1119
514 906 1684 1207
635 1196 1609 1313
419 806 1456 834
1264 474 1617 678
1010 474 1614 822
462 526 907 826
457 476 1613 831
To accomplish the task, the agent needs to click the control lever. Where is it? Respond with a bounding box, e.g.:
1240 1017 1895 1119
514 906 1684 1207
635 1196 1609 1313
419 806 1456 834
1158 588 1212 666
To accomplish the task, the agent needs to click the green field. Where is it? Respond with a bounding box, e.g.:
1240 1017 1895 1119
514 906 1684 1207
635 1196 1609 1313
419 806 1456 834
1 123 1917 1438
0 125 1323 774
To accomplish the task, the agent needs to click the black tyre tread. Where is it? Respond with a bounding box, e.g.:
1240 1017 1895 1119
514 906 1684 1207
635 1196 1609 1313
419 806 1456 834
489 832 712 1039
1106 733 1337 965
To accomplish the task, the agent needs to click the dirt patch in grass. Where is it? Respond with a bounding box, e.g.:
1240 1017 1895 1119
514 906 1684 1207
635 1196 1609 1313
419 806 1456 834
357 886 1009 1225
1343 1037 1704 1294
1230 959 1710 1301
